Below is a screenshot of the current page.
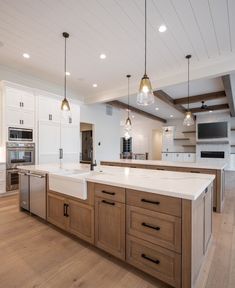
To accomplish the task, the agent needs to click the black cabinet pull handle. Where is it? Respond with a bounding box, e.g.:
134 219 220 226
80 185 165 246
102 200 115 206
63 203 66 216
141 254 160 265
66 204 69 217
141 199 160 205
101 190 115 196
205 187 208 193
142 222 160 231
190 171 200 173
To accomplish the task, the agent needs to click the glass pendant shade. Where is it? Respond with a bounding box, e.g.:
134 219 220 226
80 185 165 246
61 97 70 111
125 116 132 131
137 74 155 106
183 111 194 127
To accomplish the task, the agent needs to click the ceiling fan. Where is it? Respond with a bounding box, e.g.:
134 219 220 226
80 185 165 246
201 101 208 110
200 101 213 112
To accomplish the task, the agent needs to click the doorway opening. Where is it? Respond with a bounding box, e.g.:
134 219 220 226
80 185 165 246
152 129 163 160
80 122 93 164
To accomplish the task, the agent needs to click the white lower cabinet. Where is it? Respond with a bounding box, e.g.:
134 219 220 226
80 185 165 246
162 153 173 161
162 152 195 163
173 153 184 162
184 153 196 162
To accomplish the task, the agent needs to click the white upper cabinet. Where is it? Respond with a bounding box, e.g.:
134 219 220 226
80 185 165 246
6 109 34 128
6 87 35 112
38 95 61 123
4 86 35 129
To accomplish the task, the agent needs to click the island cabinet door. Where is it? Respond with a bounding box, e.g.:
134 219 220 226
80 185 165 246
47 192 68 230
95 197 125 260
67 199 94 244
204 186 212 253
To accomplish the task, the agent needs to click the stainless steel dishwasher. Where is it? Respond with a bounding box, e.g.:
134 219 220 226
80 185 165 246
19 170 30 211
29 172 47 220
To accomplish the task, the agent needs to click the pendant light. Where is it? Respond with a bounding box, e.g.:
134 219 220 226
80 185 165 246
61 32 70 112
125 75 132 130
183 55 194 127
137 0 154 106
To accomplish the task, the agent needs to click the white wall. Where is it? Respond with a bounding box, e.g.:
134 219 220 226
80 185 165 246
121 111 163 159
80 103 121 163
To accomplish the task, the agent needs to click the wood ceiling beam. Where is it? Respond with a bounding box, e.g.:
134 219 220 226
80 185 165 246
107 100 166 123
222 75 235 116
153 90 186 114
174 91 226 105
189 104 229 113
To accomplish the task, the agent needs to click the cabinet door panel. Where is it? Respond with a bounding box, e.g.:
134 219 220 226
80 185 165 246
6 109 34 128
61 125 80 154
204 187 212 252
68 199 94 244
38 96 61 122
21 91 35 111
38 121 60 163
47 192 67 230
95 197 125 260
6 88 22 109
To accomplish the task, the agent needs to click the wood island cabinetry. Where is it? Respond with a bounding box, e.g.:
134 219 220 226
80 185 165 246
46 181 213 288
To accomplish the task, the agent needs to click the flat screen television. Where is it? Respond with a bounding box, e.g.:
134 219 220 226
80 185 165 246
197 122 228 139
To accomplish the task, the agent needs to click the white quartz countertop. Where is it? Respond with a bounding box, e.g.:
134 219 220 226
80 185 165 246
18 163 215 201
101 159 227 170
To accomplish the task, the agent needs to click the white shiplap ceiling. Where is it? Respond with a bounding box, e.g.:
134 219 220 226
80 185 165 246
0 0 235 104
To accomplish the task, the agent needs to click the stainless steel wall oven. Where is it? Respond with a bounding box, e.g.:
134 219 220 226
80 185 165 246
6 142 35 191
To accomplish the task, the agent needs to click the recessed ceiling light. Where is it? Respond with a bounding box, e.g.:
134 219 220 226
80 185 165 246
100 53 106 59
209 110 213 113
155 107 159 111
158 25 167 33
65 71 70 76
170 114 173 118
23 53 30 59
132 115 135 118
92 83 98 88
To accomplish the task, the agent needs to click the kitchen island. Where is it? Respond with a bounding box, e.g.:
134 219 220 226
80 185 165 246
101 159 226 213
18 164 215 288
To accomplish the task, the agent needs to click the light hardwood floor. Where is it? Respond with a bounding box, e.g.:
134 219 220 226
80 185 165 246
0 172 235 288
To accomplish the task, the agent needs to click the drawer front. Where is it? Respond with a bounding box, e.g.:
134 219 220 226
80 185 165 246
126 235 181 288
127 206 181 253
95 183 125 203
126 189 181 217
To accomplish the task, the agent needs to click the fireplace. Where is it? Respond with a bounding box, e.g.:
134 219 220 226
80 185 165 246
201 151 225 159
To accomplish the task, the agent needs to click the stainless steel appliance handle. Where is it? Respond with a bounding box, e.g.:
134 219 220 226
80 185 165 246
18 172 28 176
27 173 46 178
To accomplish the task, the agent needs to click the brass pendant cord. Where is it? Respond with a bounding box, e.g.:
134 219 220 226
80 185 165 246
144 0 147 76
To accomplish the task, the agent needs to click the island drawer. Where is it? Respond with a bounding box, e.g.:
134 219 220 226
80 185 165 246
126 235 181 288
94 183 125 203
126 205 181 253
126 189 181 217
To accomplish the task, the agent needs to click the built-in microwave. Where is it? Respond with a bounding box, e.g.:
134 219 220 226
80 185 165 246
8 127 33 142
